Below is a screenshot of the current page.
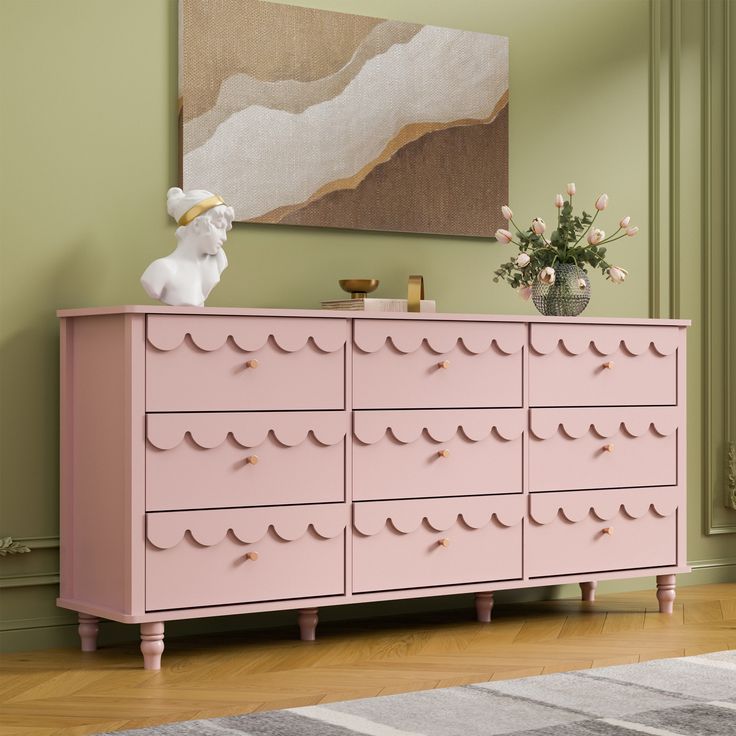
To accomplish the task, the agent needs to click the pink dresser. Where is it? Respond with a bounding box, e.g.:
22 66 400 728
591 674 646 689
57 307 689 669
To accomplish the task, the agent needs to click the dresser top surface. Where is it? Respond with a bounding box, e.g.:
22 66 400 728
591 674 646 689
56 305 691 327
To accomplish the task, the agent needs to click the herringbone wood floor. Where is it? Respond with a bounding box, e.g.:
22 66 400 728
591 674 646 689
1 583 734 736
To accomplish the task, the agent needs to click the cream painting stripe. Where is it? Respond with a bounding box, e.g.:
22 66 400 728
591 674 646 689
600 719 687 736
183 21 423 154
289 705 426 736
184 25 507 219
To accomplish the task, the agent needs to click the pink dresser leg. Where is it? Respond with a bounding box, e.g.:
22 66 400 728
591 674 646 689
298 608 319 641
580 581 597 602
140 622 165 670
78 613 100 652
475 592 494 623
656 574 676 614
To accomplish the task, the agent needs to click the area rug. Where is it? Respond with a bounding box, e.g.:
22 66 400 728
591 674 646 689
102 650 736 735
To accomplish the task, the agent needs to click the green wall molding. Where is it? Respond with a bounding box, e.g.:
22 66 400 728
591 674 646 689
0 573 60 590
702 0 736 534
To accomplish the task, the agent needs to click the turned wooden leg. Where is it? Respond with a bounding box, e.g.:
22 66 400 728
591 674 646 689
140 622 165 670
298 608 319 641
475 592 494 623
580 581 597 602
656 574 676 614
78 613 100 652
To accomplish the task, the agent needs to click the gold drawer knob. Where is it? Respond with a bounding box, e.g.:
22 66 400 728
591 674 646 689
438 360 451 369
245 359 259 369
602 361 615 370
603 444 615 453
438 538 450 547
246 455 259 465
602 527 614 536
245 551 259 561
437 449 450 458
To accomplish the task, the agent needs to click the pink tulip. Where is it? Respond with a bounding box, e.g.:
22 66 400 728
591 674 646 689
567 182 576 196
495 228 513 244
626 226 639 236
607 266 629 284
619 216 631 228
501 205 513 220
554 194 564 208
595 193 609 211
587 228 605 245
515 253 531 268
531 218 546 235
519 285 532 301
539 266 556 285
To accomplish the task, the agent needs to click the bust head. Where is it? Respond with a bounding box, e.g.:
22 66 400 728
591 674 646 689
167 187 235 256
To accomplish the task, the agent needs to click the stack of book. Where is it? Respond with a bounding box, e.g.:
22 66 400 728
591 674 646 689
321 298 436 312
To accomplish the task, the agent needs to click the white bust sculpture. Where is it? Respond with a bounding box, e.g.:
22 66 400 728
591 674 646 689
141 187 235 307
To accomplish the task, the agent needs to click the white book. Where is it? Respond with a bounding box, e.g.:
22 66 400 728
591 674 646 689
321 298 436 313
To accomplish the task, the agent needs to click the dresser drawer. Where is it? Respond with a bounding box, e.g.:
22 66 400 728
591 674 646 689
353 410 524 501
146 315 347 412
352 496 523 593
146 411 347 511
526 488 678 577
529 407 678 492
352 321 525 409
145 505 347 611
529 324 679 407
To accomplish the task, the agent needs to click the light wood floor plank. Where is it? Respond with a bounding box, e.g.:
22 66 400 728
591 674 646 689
0 583 732 736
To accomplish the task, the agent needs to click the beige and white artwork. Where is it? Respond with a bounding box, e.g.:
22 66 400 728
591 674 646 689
180 0 509 237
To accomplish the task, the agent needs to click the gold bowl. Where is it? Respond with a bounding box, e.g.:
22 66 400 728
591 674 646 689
339 279 380 299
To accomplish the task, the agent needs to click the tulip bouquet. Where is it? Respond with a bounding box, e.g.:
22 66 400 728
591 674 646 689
492 184 637 315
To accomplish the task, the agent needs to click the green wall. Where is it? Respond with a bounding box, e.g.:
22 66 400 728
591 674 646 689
1 0 734 651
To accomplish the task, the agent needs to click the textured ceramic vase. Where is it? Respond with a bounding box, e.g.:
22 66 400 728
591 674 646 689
532 263 591 317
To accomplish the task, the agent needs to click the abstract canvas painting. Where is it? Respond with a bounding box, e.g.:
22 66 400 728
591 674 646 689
180 0 508 237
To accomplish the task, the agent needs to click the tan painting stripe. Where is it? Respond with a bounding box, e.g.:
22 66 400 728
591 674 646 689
250 90 509 225
183 21 424 153
182 0 386 120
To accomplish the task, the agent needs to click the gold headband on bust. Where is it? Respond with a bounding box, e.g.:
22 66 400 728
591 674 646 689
177 195 226 226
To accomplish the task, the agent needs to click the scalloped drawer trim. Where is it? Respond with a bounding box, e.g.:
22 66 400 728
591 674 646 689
146 411 348 450
146 504 348 549
530 324 679 356
353 496 525 537
353 409 525 445
353 320 525 355
530 407 679 440
529 487 678 525
147 315 347 353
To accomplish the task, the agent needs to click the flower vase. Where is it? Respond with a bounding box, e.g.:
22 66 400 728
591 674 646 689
532 263 590 317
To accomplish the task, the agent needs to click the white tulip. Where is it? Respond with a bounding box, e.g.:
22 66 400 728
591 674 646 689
626 226 639 237
619 216 631 228
515 253 531 268
608 266 629 284
539 266 556 285
554 194 564 208
501 205 513 220
595 193 609 211
495 228 513 244
587 228 605 245
532 218 546 235
567 182 576 196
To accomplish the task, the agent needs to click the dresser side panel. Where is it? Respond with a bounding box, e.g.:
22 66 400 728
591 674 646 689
60 314 140 614
677 327 688 565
